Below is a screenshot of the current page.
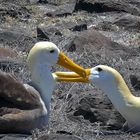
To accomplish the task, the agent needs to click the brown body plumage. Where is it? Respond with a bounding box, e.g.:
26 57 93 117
0 70 47 133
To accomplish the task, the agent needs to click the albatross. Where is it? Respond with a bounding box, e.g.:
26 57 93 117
0 41 86 134
55 65 140 132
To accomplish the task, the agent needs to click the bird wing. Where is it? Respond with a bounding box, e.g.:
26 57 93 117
0 107 47 133
0 70 48 133
0 70 42 110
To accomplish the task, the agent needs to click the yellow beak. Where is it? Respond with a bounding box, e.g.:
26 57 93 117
54 69 91 83
57 52 87 78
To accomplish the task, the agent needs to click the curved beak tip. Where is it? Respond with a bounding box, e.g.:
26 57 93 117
57 52 86 77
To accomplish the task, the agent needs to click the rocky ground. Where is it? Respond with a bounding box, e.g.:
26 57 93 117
0 0 139 139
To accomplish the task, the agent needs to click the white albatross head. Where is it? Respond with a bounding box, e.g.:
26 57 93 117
27 42 60 67
27 41 86 78
54 65 128 95
88 65 122 91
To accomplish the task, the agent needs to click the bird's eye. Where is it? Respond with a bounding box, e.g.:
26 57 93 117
50 50 55 53
97 67 103 72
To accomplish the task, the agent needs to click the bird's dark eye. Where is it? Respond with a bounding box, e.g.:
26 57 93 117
50 50 55 53
97 67 102 72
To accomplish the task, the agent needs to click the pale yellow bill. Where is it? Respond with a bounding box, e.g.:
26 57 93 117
54 69 91 83
57 52 87 78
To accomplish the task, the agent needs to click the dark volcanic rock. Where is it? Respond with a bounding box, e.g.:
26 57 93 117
66 29 121 51
37 133 83 140
0 3 30 21
92 21 118 32
37 0 77 17
46 3 76 17
74 0 140 16
0 48 22 72
66 90 125 131
64 29 138 67
37 26 63 44
91 13 140 32
37 27 50 41
34 3 75 18
46 0 76 6
36 1 76 17
37 21 87 43
130 75 140 91
0 27 36 52
0 134 29 140
113 14 140 32
70 24 87 32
